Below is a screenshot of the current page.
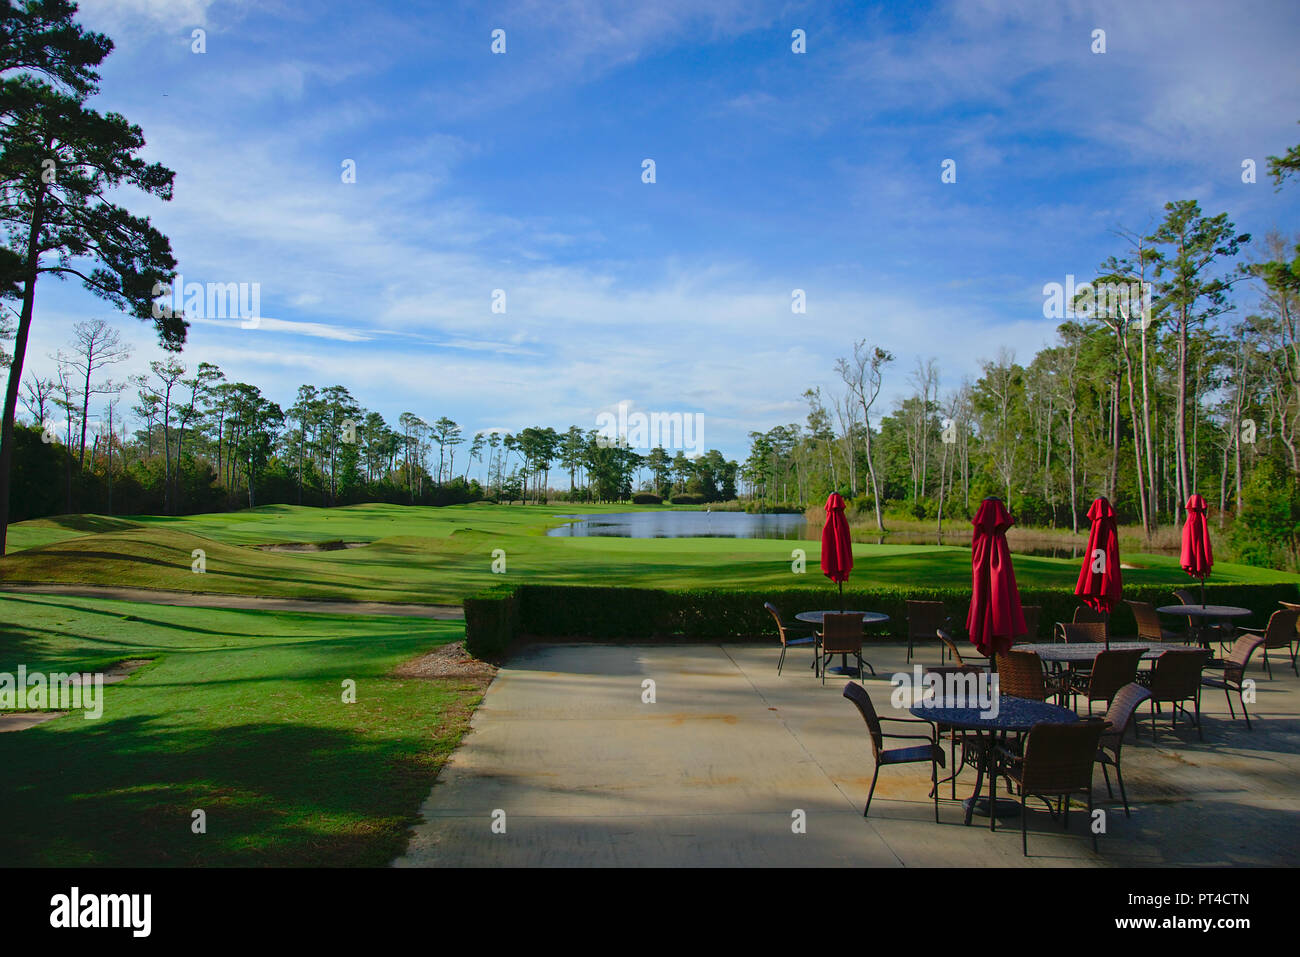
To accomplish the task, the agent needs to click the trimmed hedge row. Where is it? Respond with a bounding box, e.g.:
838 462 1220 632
463 581 1300 658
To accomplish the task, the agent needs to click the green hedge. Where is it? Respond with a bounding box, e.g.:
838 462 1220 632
462 582 1300 654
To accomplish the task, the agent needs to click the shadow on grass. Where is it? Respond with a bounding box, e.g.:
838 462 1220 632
0 712 457 867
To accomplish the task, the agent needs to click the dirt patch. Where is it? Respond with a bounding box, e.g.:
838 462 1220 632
253 541 367 552
393 642 497 680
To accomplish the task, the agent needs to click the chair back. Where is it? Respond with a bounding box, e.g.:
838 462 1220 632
1057 622 1107 644
764 602 785 643
936 627 966 666
906 600 948 639
1018 605 1041 640
1148 648 1210 700
842 682 883 759
1018 721 1105 794
1174 588 1198 606
1224 631 1266 685
821 613 863 655
994 649 1047 701
1263 608 1300 650
1279 601 1300 635
1101 682 1152 754
1074 605 1106 624
1125 600 1166 642
1087 648 1145 702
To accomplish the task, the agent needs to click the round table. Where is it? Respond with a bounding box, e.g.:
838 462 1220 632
911 695 1081 827
795 610 890 678
1013 640 1165 662
1157 605 1252 648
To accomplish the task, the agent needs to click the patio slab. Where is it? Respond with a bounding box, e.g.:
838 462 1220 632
395 640 1300 867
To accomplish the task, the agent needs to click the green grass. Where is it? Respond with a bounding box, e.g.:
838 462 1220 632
0 592 480 866
4 502 1295 605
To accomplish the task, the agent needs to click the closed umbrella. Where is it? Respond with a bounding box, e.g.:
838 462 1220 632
820 492 854 612
968 497 1025 658
1180 494 1214 607
1076 496 1122 645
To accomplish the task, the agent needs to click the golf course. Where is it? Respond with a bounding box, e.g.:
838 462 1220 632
3 502 1298 866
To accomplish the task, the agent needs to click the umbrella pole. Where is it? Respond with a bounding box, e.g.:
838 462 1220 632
1200 577 1206 609
838 580 844 614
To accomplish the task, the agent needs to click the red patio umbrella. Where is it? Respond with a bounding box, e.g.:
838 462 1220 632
820 492 854 612
1180 493 1214 606
967 497 1025 658
1076 497 1123 633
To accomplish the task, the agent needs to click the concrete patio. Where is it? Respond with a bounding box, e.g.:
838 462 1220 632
395 640 1300 867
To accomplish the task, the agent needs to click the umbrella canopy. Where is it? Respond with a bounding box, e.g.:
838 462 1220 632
1076 496 1122 614
967 497 1025 658
1180 493 1214 584
820 492 854 583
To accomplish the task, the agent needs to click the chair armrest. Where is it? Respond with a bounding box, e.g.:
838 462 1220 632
881 731 939 743
879 714 935 725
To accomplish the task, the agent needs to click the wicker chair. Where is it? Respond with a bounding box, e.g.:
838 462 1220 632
1125 599 1181 643
818 613 869 685
1202 632 1268 729
1277 602 1300 676
1056 622 1107 644
1072 648 1145 715
1235 607 1300 679
906 600 950 663
842 682 945 822
764 602 816 676
1142 648 1210 740
1096 683 1152 817
1073 604 1109 637
996 720 1106 856
936 628 989 670
995 649 1067 703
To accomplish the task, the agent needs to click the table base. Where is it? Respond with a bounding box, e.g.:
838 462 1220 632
963 796 1020 819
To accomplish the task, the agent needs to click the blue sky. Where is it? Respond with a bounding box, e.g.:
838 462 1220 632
24 0 1300 467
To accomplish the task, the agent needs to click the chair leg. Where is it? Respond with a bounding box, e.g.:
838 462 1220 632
1116 762 1130 818
1263 648 1273 680
932 754 940 823
777 645 786 676
1100 762 1113 799
864 766 880 818
1224 687 1235 720
1021 795 1028 856
1241 692 1252 731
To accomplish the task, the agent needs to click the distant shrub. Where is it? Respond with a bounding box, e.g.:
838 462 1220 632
632 492 663 505
670 493 705 505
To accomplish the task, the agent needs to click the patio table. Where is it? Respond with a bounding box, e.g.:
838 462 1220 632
795 610 889 678
1013 640 1164 663
1157 604 1252 649
911 695 1081 828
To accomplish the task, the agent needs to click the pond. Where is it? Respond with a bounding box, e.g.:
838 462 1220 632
547 512 1162 561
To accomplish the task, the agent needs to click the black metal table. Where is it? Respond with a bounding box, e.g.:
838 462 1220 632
795 610 889 678
1157 604 1252 648
1013 640 1164 662
910 695 1080 828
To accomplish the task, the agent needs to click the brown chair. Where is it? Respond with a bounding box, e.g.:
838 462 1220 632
1096 683 1152 817
1072 648 1145 715
843 682 945 822
1235 608 1300 679
1202 632 1268 729
1073 604 1109 637
1277 602 1300 676
994 649 1066 703
1125 599 1181 643
764 602 816 676
1056 622 1107 644
818 613 869 685
996 720 1106 856
1141 648 1210 740
906 600 950 663
936 628 989 670
1017 605 1042 642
